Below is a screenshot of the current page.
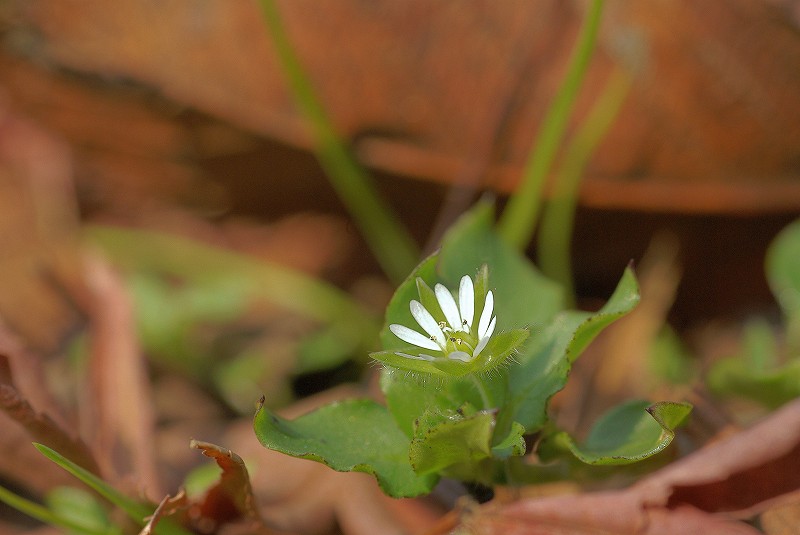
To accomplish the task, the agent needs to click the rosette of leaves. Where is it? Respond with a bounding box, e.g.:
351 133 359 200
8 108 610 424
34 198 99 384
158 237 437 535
254 202 692 497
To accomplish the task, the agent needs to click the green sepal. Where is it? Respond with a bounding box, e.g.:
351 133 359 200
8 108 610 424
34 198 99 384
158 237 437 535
370 327 529 377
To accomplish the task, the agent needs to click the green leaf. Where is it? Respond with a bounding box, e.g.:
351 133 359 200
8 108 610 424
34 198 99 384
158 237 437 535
380 371 495 437
551 400 692 465
648 326 697 386
253 398 438 497
497 267 641 435
34 444 190 535
707 319 800 409
766 218 800 317
0 483 113 535
408 407 495 475
46 487 118 535
380 253 440 352
438 201 564 330
707 357 800 410
491 421 527 459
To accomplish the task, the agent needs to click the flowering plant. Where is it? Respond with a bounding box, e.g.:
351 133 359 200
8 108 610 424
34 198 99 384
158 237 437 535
370 266 528 376
254 203 691 497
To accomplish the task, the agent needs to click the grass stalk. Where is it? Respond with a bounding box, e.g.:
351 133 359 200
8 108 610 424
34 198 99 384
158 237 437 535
258 0 419 283
498 0 605 250
537 68 632 305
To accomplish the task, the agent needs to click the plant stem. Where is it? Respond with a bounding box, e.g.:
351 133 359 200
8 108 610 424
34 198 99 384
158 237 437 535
258 0 419 283
537 68 632 305
470 374 492 410
497 0 605 250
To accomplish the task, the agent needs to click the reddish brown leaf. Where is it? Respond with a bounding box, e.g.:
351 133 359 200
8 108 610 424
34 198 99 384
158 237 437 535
635 397 800 516
190 440 267 530
80 254 161 498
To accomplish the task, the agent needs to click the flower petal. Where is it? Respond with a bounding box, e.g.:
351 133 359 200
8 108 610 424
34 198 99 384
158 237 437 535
389 324 440 351
435 283 461 331
410 300 445 346
459 275 475 331
478 290 494 338
485 316 497 339
446 350 472 362
473 335 490 357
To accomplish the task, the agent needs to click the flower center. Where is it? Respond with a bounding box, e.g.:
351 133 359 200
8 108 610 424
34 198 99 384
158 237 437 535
441 328 477 355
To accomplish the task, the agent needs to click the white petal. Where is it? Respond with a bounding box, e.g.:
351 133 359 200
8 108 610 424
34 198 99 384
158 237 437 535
410 300 445 345
458 275 474 331
473 336 490 357
435 283 461 331
478 290 494 338
485 316 497 339
446 350 472 362
389 324 440 351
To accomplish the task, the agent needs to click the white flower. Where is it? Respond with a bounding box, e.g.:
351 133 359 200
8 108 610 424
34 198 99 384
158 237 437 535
389 275 496 363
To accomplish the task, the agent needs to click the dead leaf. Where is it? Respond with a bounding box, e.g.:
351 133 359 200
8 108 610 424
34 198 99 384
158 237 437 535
0 353 99 480
80 253 161 498
139 489 189 535
761 495 800 535
635 396 800 516
189 440 264 528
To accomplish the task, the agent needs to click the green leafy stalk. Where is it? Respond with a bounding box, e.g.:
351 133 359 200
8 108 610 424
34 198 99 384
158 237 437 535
258 0 419 283
538 68 632 304
498 0 605 250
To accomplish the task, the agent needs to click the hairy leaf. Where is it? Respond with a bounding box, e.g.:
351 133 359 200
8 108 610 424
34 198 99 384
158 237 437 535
253 398 438 497
496 267 640 435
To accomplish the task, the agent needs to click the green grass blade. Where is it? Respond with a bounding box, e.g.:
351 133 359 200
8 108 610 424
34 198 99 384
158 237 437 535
498 0 605 250
33 444 191 535
258 0 419 283
0 484 109 535
537 68 632 304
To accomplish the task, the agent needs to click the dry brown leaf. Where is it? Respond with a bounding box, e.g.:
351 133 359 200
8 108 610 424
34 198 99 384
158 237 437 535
0 99 81 352
9 1 800 213
0 353 100 483
80 253 161 498
139 489 189 535
189 440 266 529
760 495 800 535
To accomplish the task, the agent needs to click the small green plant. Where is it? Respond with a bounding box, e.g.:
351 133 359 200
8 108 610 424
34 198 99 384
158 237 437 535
254 203 692 497
707 218 800 409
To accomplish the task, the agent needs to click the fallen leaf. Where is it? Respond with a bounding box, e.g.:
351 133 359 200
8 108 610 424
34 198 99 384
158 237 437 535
80 253 161 498
139 489 189 535
189 440 263 526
